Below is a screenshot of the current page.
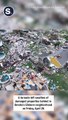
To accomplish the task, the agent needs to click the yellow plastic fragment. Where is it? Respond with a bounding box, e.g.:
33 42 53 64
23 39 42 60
50 57 62 68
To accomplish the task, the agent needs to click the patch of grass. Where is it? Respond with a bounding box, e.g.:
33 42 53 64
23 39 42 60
2 43 9 55
44 72 68 100
6 66 15 73
43 72 68 91
0 67 3 75
60 30 68 34
26 61 33 68
0 71 2 75
22 61 33 69
60 30 68 40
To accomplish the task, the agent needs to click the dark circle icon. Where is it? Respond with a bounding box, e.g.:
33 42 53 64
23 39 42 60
4 7 14 16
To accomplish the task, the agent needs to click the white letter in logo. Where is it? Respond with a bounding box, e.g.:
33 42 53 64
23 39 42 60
5 8 11 14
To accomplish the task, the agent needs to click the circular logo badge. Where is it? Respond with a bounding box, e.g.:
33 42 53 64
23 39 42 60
4 7 14 16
